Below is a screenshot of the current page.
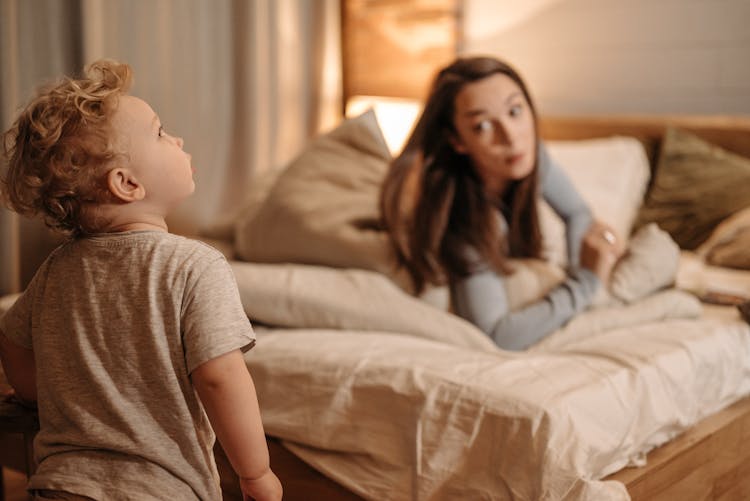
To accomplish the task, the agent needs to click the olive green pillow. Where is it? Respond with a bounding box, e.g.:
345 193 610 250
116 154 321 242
636 127 750 249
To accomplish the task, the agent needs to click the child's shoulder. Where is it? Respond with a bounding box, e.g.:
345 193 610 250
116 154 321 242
148 232 228 263
66 231 227 264
162 234 232 274
170 233 228 257
114 232 230 281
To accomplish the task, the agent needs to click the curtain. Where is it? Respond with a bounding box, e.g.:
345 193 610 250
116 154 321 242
0 0 342 295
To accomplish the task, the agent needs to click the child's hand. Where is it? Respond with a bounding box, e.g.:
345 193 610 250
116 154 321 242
1 388 37 409
0 387 13 402
240 469 282 501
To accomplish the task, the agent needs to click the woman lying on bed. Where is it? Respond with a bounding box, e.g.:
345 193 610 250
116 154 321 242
380 56 625 350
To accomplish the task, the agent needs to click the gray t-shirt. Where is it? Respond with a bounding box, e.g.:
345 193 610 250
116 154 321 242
452 144 600 351
0 231 255 500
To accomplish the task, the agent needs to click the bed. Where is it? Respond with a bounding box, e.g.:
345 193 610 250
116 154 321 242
2 115 749 501
205 112 750 501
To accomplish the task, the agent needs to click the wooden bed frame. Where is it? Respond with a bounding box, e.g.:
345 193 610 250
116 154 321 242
215 114 750 501
539 114 750 161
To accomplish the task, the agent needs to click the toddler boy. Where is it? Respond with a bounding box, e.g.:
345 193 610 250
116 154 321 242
0 60 281 501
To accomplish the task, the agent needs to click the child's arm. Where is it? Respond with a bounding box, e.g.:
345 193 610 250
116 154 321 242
0 327 37 403
192 349 282 501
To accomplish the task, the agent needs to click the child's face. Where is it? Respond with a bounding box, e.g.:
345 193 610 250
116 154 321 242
111 95 195 211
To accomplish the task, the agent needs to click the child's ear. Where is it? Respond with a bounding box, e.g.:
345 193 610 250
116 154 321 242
107 168 145 202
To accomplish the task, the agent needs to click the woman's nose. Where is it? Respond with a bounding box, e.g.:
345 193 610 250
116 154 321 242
493 120 512 146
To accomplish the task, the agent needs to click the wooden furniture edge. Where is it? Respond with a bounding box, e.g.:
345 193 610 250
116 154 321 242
539 114 750 160
605 395 750 500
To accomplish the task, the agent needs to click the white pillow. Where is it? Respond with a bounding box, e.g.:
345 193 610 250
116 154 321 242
540 137 651 266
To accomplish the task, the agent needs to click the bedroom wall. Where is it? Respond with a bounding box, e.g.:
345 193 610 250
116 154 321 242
462 0 750 116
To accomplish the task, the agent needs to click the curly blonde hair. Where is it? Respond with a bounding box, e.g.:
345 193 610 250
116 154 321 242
1 59 133 237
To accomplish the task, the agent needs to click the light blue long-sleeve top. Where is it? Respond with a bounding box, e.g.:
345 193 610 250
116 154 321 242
451 144 601 350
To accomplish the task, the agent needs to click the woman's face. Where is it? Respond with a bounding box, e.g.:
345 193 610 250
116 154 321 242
450 73 536 196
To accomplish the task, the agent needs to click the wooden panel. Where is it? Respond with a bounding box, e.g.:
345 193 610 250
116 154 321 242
342 0 461 102
539 114 750 163
606 396 750 501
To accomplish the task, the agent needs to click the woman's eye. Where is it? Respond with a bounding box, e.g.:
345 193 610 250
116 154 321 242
474 120 492 133
509 104 523 117
158 125 165 137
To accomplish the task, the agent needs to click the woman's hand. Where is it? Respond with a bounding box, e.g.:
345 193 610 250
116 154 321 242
240 469 283 501
580 221 625 283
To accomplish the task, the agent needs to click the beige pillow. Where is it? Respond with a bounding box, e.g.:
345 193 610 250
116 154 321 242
636 127 750 250
202 167 286 243
697 207 750 269
609 223 680 303
541 137 651 266
230 261 497 352
233 110 409 284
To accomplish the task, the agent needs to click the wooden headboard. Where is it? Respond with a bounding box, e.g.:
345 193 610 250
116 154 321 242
539 114 750 164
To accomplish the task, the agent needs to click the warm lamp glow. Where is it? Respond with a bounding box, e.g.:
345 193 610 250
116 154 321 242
345 95 422 155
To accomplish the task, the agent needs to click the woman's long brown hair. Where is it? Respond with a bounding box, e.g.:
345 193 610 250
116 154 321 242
380 56 543 294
